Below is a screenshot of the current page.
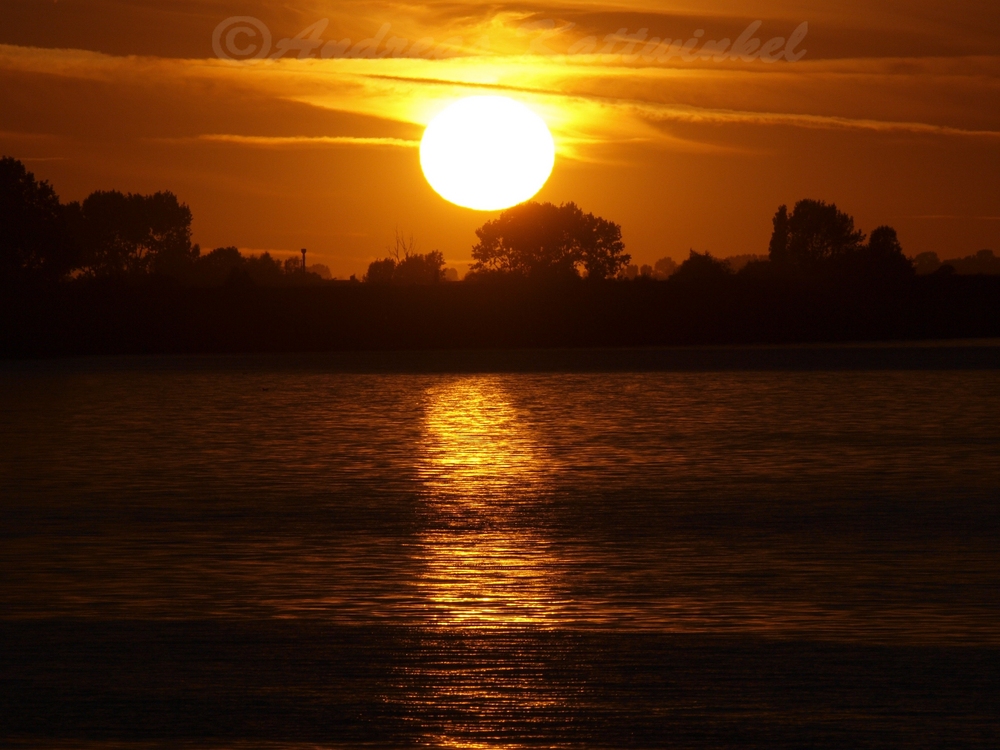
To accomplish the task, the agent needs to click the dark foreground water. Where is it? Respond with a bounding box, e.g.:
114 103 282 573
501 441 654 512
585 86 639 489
2 345 999 748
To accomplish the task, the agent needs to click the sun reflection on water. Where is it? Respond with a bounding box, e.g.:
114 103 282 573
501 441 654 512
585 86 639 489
401 378 571 747
414 377 568 629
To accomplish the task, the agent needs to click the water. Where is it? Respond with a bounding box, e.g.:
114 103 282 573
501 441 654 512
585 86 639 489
2 346 999 747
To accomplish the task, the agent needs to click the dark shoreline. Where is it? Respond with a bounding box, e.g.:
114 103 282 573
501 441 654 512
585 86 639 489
4 340 1000 373
3 272 1000 358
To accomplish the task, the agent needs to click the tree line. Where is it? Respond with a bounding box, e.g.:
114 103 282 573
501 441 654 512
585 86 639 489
2 154 996 294
0 157 329 288
3 149 998 355
351 184 995 287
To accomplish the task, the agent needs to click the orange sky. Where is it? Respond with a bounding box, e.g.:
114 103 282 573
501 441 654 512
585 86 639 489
2 0 998 277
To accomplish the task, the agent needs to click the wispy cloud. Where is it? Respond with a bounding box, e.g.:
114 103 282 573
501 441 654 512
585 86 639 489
3 44 999 159
630 101 1000 139
190 134 419 148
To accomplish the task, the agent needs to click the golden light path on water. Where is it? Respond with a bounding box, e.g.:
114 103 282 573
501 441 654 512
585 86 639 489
414 377 568 629
404 378 571 747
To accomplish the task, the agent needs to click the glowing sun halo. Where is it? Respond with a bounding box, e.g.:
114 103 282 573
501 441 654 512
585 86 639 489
420 96 556 211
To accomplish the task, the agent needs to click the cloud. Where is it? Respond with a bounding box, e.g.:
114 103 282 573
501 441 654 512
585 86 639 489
4 41 998 173
182 134 419 148
630 101 1000 139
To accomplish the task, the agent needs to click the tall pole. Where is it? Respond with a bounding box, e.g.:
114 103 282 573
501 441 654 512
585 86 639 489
301 248 306 272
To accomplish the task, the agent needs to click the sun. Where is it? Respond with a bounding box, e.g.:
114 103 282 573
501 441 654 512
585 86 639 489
419 96 556 211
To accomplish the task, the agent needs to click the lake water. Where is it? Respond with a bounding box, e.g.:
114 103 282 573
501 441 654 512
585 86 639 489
2 345 999 748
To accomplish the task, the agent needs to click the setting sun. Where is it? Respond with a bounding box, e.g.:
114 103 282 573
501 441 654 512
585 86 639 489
419 96 556 211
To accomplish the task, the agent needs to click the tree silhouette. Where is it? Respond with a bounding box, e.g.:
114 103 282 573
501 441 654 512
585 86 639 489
836 225 914 281
0 156 77 283
395 250 445 284
364 258 397 284
940 249 1000 275
768 199 866 267
768 205 790 263
653 257 678 279
80 190 194 277
182 247 323 286
670 250 732 285
470 201 629 280
364 231 445 284
912 251 941 275
242 252 287 285
619 263 639 280
196 246 243 285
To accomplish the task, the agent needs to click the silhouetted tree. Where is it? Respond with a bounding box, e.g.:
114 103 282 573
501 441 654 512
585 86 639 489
768 199 865 267
0 156 78 283
308 263 332 280
911 249 1000 276
80 190 194 277
725 254 767 273
577 207 630 280
243 252 286 285
364 257 397 284
619 263 639 280
364 231 445 284
653 256 678 279
470 201 629 280
867 226 912 269
768 205 790 264
670 250 732 285
912 251 942 275
942 249 1000 275
197 246 243 285
867 226 903 256
833 225 913 282
395 250 445 284
364 252 445 284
